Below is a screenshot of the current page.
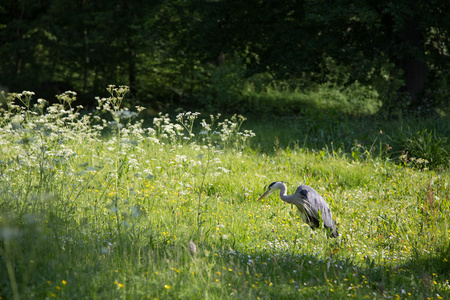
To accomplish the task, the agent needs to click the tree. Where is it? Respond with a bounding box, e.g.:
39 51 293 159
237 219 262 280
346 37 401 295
365 0 450 105
0 0 51 91
1 0 449 111
183 0 450 109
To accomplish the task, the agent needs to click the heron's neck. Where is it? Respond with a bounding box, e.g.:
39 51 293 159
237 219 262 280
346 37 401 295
279 185 296 204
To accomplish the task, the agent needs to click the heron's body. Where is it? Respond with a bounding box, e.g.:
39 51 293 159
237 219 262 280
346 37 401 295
258 182 339 238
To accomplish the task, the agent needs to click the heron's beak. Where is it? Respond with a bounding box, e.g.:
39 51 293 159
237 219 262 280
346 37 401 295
257 189 272 201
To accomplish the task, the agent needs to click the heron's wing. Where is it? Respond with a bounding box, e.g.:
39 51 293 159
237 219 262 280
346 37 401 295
295 204 320 228
315 202 339 237
319 207 338 232
295 186 322 228
295 185 326 216
296 185 338 235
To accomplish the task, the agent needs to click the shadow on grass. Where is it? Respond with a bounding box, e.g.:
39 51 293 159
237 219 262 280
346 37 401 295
247 114 450 169
219 240 449 299
1 203 449 299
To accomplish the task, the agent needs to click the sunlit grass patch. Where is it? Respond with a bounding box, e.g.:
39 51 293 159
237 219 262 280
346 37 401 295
0 86 449 299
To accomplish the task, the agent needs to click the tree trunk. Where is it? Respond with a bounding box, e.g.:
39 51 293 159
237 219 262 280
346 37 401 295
128 43 136 97
396 20 428 102
83 28 90 93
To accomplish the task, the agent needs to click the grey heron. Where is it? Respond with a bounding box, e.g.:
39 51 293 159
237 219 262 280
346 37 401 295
258 181 339 238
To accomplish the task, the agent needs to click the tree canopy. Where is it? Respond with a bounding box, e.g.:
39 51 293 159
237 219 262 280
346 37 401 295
1 0 449 113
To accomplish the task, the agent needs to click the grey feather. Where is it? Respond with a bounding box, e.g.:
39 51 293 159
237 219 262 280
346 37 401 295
258 182 339 238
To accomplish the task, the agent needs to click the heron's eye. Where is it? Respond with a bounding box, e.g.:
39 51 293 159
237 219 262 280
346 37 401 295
268 182 277 189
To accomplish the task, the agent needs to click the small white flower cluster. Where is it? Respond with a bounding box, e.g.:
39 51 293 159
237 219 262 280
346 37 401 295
151 111 255 151
0 85 257 256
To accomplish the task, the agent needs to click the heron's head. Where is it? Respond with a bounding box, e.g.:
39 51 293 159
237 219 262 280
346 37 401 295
257 181 284 201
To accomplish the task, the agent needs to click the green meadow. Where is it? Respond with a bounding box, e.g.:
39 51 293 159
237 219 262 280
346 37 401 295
0 86 449 299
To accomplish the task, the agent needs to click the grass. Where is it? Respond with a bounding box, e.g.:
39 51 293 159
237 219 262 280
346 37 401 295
0 86 449 299
243 81 382 117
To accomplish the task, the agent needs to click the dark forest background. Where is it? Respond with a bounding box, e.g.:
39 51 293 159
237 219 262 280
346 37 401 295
1 0 450 117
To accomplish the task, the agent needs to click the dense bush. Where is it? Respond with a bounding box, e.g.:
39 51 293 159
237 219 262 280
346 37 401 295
388 128 450 170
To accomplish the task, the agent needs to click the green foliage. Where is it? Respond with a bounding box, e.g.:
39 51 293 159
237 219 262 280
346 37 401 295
195 56 247 113
242 79 381 117
1 87 449 299
2 0 450 113
424 70 450 116
388 128 450 170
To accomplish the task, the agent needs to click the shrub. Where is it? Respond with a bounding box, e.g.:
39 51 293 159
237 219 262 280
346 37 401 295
388 128 449 170
195 56 247 113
